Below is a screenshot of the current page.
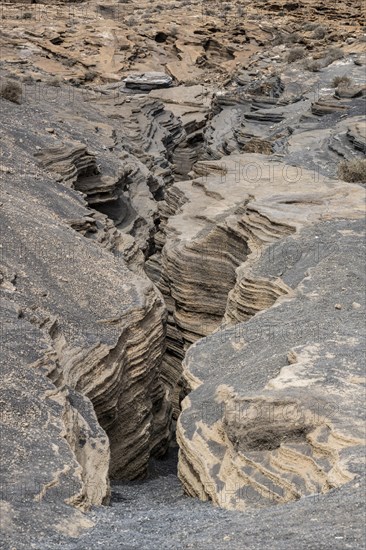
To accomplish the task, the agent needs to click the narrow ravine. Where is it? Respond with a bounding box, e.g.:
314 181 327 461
1 4 365 548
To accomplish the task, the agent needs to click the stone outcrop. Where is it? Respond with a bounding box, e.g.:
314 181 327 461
202 59 366 168
0 0 365 547
146 153 365 414
177 218 365 510
0 296 105 539
0 92 173 535
1 0 362 90
123 72 173 90
149 85 213 179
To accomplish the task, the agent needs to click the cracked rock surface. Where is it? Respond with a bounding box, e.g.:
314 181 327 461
0 0 365 549
177 219 365 511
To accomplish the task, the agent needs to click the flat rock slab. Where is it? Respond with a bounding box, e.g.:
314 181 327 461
123 72 173 91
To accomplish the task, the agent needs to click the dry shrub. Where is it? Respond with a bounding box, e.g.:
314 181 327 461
48 77 61 87
325 47 344 64
0 79 22 104
332 75 351 88
338 159 366 183
303 59 324 72
311 26 327 39
84 70 97 82
287 47 306 63
303 22 319 31
305 47 344 71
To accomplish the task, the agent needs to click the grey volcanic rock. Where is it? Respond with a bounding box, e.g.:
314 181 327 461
149 85 213 179
6 445 366 550
177 218 365 511
0 75 186 257
346 121 366 153
146 153 364 414
0 93 173 492
0 1 365 547
311 97 350 116
203 57 366 169
123 72 173 91
0 296 104 541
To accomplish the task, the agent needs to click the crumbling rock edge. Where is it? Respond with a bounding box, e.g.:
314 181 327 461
0 107 173 536
177 218 365 511
0 1 365 544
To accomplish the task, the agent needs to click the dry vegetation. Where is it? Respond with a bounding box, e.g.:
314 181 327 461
332 75 352 87
0 79 22 104
304 47 344 72
338 159 366 183
287 47 306 63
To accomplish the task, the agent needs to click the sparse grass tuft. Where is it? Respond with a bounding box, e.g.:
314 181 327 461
303 59 323 72
0 79 22 104
332 75 351 88
303 22 320 31
273 31 302 45
287 47 306 63
84 70 97 82
311 26 327 39
22 74 34 83
126 16 137 26
48 77 61 87
338 159 366 183
325 47 344 63
285 32 301 44
63 58 77 67
305 47 344 71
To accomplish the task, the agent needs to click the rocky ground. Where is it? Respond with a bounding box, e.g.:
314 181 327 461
0 0 365 549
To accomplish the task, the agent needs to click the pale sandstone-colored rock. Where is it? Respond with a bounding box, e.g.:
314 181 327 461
0 99 172 492
177 218 365 511
1 0 363 89
146 154 365 414
123 72 173 90
0 0 365 545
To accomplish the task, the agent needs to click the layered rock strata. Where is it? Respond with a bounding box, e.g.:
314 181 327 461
0 296 106 539
0 94 173 535
0 0 365 544
177 218 365 510
123 72 173 90
203 59 366 167
146 154 365 413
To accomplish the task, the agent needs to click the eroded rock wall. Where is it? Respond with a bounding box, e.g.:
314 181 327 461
0 94 173 536
177 218 365 510
147 153 365 414
0 0 365 543
0 297 105 539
